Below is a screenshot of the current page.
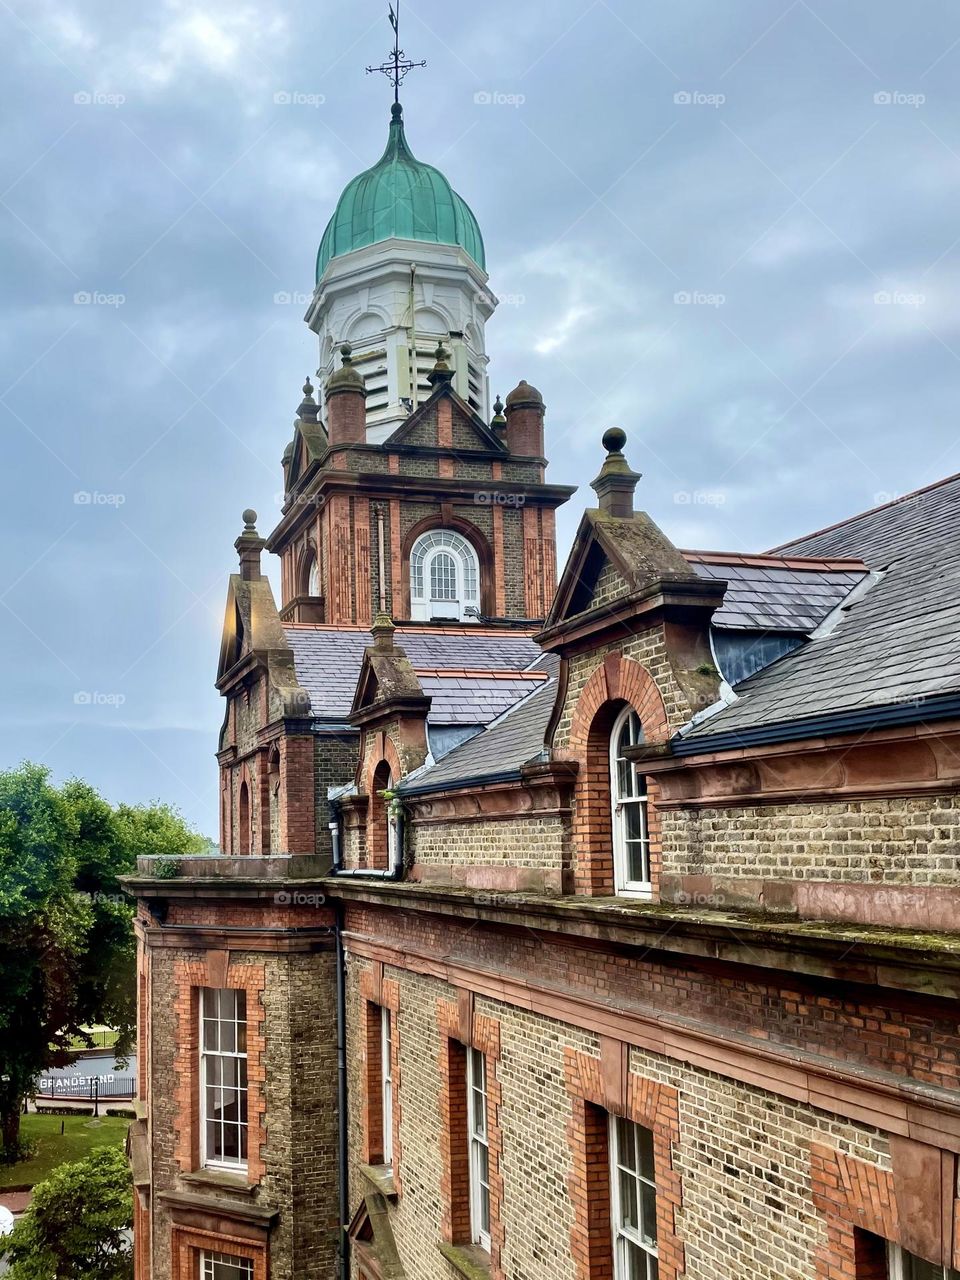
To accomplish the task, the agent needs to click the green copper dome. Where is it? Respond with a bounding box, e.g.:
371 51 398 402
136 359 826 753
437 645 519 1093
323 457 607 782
316 103 485 282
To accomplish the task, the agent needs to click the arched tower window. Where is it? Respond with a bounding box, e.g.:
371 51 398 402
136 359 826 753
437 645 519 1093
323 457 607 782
238 780 251 857
409 530 480 622
369 760 400 871
609 705 650 894
302 547 320 598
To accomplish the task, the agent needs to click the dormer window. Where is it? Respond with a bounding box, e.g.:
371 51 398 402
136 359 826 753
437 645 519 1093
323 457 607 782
410 530 480 622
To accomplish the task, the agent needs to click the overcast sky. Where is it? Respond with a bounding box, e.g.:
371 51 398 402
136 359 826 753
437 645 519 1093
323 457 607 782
3 0 959 837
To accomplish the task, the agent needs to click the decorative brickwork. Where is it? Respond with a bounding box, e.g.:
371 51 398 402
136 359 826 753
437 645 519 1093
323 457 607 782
437 996 505 1278
172 956 266 1184
566 652 669 894
811 1142 960 1279
565 1045 684 1280
170 1225 267 1280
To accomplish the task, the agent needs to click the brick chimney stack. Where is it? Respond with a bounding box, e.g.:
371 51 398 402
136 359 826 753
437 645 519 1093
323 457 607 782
325 342 366 446
590 428 642 518
504 380 545 457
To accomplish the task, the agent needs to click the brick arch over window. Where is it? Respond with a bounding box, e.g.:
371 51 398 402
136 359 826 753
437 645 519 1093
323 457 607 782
399 514 495 619
568 653 669 896
364 734 403 871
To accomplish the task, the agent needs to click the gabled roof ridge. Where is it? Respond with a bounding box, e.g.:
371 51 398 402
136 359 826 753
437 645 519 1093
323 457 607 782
414 667 548 680
683 549 867 572
767 470 960 553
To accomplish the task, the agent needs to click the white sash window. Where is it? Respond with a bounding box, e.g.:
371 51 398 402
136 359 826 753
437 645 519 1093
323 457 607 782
610 706 651 895
410 530 480 621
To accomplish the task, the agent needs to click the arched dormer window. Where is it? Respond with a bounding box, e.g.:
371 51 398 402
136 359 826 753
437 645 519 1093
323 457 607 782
409 529 480 622
609 705 650 895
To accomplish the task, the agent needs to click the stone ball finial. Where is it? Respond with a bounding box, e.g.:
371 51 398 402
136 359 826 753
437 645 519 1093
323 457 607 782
493 394 504 416
242 508 258 530
602 427 627 455
340 341 353 364
302 375 315 399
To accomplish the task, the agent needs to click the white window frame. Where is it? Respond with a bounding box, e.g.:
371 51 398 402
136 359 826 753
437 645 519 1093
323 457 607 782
200 1251 254 1280
199 988 248 1172
409 529 481 622
888 1243 960 1279
467 1046 491 1252
610 705 652 897
307 555 320 597
609 1114 659 1280
381 1005 393 1169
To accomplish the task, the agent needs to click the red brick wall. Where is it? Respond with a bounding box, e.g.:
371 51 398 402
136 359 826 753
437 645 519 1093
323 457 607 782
279 734 315 854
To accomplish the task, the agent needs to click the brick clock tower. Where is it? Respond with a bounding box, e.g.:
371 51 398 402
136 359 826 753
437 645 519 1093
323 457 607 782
127 70 574 1280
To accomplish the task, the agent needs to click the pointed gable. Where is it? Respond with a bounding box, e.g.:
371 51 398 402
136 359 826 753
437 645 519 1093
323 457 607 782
383 382 506 453
545 508 712 632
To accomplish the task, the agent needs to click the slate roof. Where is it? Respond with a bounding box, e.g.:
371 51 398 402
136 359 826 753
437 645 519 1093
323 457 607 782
684 553 867 633
682 473 960 742
283 625 542 721
399 654 560 793
419 674 548 725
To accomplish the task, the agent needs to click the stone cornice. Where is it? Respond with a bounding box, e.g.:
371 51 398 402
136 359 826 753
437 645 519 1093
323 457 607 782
405 762 577 823
322 879 960 999
636 718 960 808
267 470 575 549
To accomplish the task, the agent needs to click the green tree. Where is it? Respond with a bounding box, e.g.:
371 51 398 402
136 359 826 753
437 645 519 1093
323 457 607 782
4 1145 133 1279
0 765 209 1154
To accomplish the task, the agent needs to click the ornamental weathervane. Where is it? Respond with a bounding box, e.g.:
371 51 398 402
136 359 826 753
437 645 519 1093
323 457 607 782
365 1 426 104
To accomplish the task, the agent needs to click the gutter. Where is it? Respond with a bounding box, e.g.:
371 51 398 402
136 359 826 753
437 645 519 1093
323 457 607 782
673 691 960 756
398 766 523 799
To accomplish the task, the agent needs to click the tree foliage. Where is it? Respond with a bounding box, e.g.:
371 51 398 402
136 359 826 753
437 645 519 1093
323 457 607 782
0 764 209 1154
4 1145 133 1279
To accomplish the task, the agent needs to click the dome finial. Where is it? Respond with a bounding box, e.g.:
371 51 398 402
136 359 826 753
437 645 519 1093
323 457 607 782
298 375 319 423
427 340 454 388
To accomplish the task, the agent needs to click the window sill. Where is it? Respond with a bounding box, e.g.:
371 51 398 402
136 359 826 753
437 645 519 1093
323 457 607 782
437 1241 490 1280
180 1167 256 1196
359 1162 397 1199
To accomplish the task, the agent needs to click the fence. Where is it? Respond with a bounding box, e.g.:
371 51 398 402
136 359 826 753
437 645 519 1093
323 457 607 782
35 1074 135 1101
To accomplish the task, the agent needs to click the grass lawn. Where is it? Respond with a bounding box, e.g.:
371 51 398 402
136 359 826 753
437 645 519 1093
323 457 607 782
0 1113 130 1189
